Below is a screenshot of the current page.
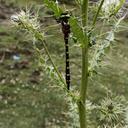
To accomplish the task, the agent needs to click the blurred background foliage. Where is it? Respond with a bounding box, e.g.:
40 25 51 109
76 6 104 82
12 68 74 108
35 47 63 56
0 0 128 128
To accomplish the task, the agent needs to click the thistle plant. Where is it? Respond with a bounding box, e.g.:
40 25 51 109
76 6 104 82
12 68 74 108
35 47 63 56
10 0 127 128
102 0 124 15
98 95 127 128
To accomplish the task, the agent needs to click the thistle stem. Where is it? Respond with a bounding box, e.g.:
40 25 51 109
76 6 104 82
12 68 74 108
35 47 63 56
42 40 67 88
77 0 89 128
92 0 105 27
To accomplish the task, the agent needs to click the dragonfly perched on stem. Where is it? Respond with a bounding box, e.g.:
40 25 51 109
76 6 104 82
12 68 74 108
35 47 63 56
43 10 71 90
57 12 71 90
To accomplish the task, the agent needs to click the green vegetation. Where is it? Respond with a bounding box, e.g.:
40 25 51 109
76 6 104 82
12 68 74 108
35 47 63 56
0 0 128 128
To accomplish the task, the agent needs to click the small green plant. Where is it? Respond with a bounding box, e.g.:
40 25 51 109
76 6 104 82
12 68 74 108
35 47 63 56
10 0 127 127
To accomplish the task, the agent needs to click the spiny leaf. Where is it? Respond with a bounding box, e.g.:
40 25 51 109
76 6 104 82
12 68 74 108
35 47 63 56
89 31 115 75
106 31 114 42
69 17 87 46
44 0 63 17
75 0 81 6
111 0 125 16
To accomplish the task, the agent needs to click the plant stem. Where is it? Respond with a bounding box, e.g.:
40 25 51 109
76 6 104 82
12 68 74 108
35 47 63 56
42 40 67 88
92 0 105 27
41 40 78 100
77 0 88 128
33 31 77 100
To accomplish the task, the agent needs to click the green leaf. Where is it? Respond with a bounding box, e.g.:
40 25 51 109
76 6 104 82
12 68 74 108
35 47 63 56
69 17 87 46
111 0 125 16
44 0 63 17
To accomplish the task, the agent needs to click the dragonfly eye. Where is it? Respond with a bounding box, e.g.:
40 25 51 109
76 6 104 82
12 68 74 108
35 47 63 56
58 12 70 23
60 12 70 18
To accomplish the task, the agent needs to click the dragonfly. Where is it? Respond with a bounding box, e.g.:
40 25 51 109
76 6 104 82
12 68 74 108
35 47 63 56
58 12 71 90
43 11 72 90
